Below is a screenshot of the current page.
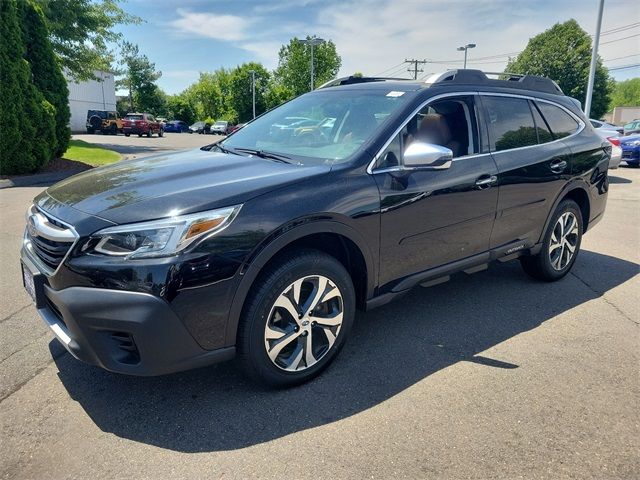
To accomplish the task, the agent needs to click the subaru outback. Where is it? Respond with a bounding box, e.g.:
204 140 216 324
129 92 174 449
21 70 609 387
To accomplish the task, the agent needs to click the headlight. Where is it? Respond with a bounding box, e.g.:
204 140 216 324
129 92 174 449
631 140 640 146
86 205 241 259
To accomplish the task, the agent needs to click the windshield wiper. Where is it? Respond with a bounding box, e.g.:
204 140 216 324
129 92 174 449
212 143 240 155
232 147 293 164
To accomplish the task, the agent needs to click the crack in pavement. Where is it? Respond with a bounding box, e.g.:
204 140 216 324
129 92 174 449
0 304 32 325
570 270 639 326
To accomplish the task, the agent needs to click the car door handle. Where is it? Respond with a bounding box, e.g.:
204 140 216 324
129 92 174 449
475 175 498 187
550 159 568 173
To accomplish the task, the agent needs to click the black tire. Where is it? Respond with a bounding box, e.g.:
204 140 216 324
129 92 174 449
124 133 130 137
147 129 152 138
158 128 163 137
138 133 143 137
238 249 355 387
86 128 95 134
88 115 102 132
520 199 583 282
110 124 117 135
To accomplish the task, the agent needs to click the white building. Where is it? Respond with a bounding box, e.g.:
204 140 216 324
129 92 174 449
66 70 116 132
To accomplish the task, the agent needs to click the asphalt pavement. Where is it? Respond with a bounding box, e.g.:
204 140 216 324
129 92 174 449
0 162 638 479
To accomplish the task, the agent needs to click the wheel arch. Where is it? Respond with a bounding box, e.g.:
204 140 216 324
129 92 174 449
223 220 377 346
540 181 591 242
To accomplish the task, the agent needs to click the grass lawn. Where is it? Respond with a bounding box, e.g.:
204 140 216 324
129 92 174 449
63 139 121 166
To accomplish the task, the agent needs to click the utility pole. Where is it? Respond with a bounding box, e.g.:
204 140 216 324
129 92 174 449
585 0 605 117
248 70 256 119
404 59 427 80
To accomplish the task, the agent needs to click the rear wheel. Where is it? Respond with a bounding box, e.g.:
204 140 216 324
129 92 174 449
158 128 164 137
238 249 355 387
147 129 152 138
520 199 583 282
124 133 130 137
110 124 117 135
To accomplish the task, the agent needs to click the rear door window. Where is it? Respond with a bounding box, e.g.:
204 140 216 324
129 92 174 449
483 96 538 151
535 102 579 139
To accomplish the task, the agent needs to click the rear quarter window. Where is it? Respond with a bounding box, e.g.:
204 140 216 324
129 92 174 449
536 102 579 139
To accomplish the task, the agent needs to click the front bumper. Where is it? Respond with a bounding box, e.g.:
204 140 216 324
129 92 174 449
21 251 235 376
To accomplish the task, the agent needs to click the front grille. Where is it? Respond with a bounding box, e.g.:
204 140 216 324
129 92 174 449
29 234 72 270
26 207 76 273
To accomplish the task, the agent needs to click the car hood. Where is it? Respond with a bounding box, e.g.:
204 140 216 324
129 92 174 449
40 148 330 224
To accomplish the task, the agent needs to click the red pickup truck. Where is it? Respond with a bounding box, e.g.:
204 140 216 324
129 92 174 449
123 113 164 137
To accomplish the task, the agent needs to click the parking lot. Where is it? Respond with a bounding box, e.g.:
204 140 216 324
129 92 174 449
73 131 222 160
0 156 638 478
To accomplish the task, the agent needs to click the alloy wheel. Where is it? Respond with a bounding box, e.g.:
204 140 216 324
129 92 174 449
264 275 343 372
549 211 579 271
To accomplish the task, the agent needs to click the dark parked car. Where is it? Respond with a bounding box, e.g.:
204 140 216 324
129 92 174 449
620 134 640 166
123 113 163 137
189 121 211 134
21 70 609 387
163 120 190 133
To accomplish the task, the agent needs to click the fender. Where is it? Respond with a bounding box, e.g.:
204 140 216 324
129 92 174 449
223 218 378 346
537 178 591 244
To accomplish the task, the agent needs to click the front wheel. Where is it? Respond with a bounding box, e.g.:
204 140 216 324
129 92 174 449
520 199 583 281
238 249 355 387
158 128 163 137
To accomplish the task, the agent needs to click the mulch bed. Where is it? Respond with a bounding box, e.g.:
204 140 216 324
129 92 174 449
0 157 93 179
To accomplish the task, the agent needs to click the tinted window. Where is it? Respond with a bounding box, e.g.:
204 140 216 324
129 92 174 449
536 102 579 139
590 120 601 128
531 102 554 144
483 96 538 151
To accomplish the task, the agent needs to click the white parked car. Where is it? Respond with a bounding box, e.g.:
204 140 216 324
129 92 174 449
590 119 622 169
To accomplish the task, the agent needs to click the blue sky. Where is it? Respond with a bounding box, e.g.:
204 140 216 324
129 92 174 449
115 0 640 95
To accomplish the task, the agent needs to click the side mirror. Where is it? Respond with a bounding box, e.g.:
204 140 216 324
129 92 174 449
403 142 453 170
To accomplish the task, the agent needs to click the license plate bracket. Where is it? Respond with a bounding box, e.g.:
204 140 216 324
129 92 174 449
21 262 46 308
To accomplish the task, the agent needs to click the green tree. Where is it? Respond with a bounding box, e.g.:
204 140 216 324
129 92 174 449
166 95 198 124
230 63 271 122
506 20 611 118
264 81 295 110
117 42 165 114
19 0 70 157
0 0 55 174
609 78 640 110
34 0 141 81
274 37 341 97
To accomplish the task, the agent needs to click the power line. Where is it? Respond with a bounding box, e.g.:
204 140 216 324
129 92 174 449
405 59 428 80
597 22 640 36
604 53 640 63
608 63 640 71
601 33 640 45
374 61 406 76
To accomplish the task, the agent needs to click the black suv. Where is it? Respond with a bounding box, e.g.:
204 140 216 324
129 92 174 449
21 70 609 387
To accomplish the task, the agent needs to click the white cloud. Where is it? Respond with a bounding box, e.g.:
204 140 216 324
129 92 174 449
239 41 284 69
168 9 251 41
310 0 640 79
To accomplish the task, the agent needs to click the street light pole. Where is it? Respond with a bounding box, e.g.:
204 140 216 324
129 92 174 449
248 70 256 119
301 36 325 91
585 0 605 117
456 43 476 69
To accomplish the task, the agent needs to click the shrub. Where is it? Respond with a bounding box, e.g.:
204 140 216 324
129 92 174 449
19 0 70 158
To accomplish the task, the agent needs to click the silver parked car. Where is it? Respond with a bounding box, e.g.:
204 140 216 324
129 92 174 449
590 119 622 169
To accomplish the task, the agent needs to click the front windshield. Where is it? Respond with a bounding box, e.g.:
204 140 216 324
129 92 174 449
221 88 411 164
